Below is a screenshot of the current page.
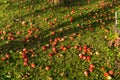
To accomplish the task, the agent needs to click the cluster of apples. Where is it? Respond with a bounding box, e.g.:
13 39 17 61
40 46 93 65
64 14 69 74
84 64 95 77
18 47 51 71
78 45 91 61
42 38 59 56
79 1 115 32
100 67 114 80
99 0 116 9
77 45 96 76
0 30 15 41
22 26 40 43
7 32 15 41
42 44 95 76
45 17 57 26
0 30 5 40
78 45 115 78
0 53 10 61
42 36 73 53
20 48 36 68
42 44 93 72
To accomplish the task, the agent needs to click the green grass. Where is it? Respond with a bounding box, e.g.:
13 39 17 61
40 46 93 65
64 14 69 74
0 0 120 80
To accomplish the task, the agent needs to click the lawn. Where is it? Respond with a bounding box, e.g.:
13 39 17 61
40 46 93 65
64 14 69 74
0 0 120 80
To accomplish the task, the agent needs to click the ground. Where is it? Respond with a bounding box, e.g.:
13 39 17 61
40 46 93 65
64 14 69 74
0 0 120 80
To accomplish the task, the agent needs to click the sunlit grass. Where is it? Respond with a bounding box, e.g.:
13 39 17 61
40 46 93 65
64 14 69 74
0 0 120 79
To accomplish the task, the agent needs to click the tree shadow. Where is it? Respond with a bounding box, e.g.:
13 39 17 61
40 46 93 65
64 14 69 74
6 0 44 10
8 0 98 21
0 41 24 53
0 0 120 54
32 0 120 44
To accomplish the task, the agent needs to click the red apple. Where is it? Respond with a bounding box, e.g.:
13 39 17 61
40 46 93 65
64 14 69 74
57 37 61 41
22 21 26 26
24 50 28 54
46 66 50 71
89 67 94 72
48 22 53 26
29 49 34 53
1 57 6 61
51 31 55 35
90 64 95 68
70 17 73 22
67 45 71 49
74 45 78 49
5 54 10 59
28 30 32 35
87 48 91 52
0 30 3 35
52 47 57 53
79 54 83 59
49 39 53 42
52 42 57 47
60 46 64 50
70 36 74 40
54 38 58 42
24 58 28 62
87 56 91 61
62 47 67 51
31 63 36 68
48 53 53 58
78 47 82 51
31 53 35 57
23 61 28 66
17 31 21 35
23 48 27 52
109 70 114 75
42 46 47 50
11 36 15 40
83 45 87 49
34 35 38 38
84 71 88 76
22 53 27 59
101 67 105 71
83 56 86 60
84 48 87 53
7 36 11 40
104 72 109 77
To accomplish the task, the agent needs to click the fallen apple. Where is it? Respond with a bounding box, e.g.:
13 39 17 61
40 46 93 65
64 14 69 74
48 53 53 58
90 64 95 68
109 70 114 75
89 67 94 72
31 63 36 68
23 61 28 66
87 56 91 61
84 71 88 76
46 66 50 71
42 46 47 50
104 72 109 77
5 54 10 59
79 54 83 59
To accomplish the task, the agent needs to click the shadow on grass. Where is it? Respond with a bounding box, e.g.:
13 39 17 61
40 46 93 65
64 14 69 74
7 0 98 20
0 1 119 53
40 1 118 43
0 41 24 53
